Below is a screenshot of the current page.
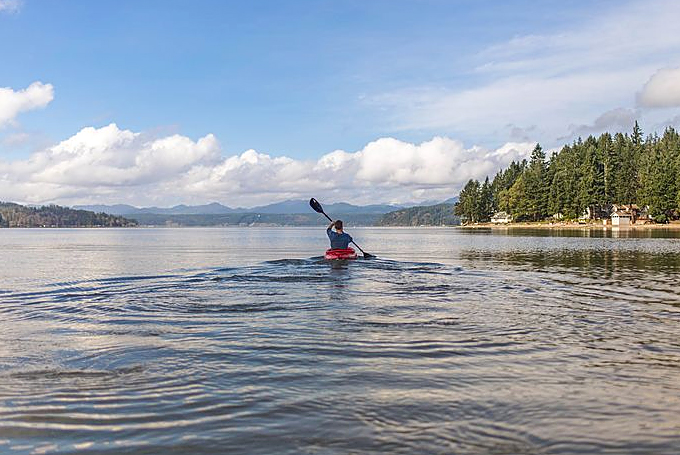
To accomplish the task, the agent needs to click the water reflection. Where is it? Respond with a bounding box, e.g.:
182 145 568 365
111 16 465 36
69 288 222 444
458 226 680 238
460 248 680 274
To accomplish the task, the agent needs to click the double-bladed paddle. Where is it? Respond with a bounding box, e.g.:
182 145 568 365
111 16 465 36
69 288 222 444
309 198 375 259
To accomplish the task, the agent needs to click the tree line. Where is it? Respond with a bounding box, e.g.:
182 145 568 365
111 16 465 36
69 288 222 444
455 123 680 223
0 202 137 228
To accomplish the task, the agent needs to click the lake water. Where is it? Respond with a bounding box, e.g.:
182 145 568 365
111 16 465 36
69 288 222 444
1 227 680 454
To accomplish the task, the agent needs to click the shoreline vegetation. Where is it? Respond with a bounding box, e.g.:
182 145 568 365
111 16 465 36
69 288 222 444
0 202 137 228
459 221 680 229
454 123 680 226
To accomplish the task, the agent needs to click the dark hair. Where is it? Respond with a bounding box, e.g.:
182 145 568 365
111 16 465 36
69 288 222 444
334 220 343 230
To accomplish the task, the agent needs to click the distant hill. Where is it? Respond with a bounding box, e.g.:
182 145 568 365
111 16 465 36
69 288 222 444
397 196 459 207
130 212 383 227
0 202 137 228
75 202 237 215
246 200 401 214
75 199 402 216
376 203 460 226
71 198 459 226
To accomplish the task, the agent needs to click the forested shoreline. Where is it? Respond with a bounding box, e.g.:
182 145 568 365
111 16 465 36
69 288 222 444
376 203 459 226
0 202 137 228
455 123 680 224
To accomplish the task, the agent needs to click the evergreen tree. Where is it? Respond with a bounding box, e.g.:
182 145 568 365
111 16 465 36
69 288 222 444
611 132 630 205
477 177 494 222
639 128 679 222
576 137 606 217
508 175 529 221
456 124 680 224
600 132 617 203
621 123 642 206
632 120 643 148
455 179 481 223
523 143 548 221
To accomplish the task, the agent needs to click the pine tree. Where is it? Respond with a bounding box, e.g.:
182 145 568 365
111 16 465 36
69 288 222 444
477 177 494 222
621 122 642 206
454 179 481 223
600 132 617 203
576 137 606 217
508 175 529 221
523 143 548 221
632 121 643 148
640 128 680 222
611 133 630 205
459 125 680 224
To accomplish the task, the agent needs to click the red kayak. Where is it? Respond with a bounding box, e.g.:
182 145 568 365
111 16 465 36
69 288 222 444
324 248 358 260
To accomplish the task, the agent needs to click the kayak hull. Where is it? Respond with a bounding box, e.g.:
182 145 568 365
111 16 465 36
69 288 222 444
324 248 358 260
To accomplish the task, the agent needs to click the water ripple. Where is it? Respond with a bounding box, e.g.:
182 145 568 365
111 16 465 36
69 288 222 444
1 254 680 454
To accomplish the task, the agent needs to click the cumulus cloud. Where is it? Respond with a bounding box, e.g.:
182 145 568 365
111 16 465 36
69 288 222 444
0 82 54 127
0 124 535 207
18 123 220 187
638 67 680 108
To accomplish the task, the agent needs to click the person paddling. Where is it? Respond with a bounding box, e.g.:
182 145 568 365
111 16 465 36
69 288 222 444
310 198 374 258
327 220 353 249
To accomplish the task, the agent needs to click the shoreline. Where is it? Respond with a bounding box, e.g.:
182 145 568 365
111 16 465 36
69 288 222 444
459 221 680 230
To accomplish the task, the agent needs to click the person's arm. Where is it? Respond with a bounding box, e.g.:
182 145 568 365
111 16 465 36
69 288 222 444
327 221 335 232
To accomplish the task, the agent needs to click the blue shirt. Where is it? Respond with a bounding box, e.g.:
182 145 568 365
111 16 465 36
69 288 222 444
327 227 353 249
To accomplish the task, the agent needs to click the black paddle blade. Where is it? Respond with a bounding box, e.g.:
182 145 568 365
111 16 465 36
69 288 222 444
362 252 376 259
309 198 324 213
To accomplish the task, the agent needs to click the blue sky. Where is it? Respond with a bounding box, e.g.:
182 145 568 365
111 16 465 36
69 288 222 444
1 0 679 206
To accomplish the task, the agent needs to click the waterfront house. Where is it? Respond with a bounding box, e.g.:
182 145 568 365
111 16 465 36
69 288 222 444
580 204 614 221
610 204 650 224
611 211 632 226
491 211 512 224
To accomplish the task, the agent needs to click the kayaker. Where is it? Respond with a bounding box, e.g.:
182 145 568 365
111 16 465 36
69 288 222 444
327 220 353 249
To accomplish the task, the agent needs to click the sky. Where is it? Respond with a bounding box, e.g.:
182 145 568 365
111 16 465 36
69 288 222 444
1 0 679 207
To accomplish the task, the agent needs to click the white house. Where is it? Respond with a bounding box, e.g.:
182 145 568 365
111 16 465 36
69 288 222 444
491 211 512 224
611 211 632 226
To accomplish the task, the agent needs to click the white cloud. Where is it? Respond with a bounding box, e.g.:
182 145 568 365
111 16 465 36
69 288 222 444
638 67 680 108
23 123 220 187
367 0 680 146
0 124 535 207
0 0 21 13
0 82 54 127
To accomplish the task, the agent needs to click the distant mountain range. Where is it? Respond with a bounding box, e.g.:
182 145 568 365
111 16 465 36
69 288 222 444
75 198 458 216
75 202 239 216
376 203 460 226
71 197 460 227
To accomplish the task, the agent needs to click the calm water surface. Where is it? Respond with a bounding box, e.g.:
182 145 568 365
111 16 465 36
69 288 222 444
1 227 679 454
